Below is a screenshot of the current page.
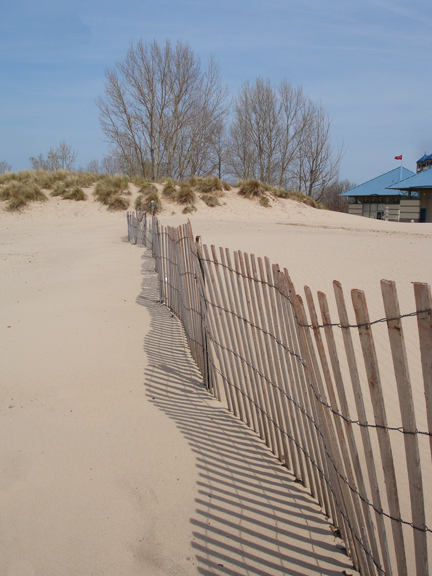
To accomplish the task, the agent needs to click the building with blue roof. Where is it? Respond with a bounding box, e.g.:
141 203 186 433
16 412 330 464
340 154 432 222
387 164 432 222
339 167 415 220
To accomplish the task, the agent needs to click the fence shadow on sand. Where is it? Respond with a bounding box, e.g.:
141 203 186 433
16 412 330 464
136 247 356 576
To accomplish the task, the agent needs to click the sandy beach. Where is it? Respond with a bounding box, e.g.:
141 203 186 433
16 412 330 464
2 187 431 575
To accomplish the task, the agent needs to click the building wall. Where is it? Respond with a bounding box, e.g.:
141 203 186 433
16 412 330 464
420 197 432 222
399 198 420 222
386 205 400 221
348 204 362 216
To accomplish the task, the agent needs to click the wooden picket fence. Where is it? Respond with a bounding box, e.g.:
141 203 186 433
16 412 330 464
127 211 432 576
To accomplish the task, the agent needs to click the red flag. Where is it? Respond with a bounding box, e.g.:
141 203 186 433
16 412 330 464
395 155 402 160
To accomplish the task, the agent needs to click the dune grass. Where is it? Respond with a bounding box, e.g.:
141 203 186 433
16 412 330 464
238 179 265 199
0 181 48 211
63 187 87 201
193 176 231 193
93 175 130 209
200 194 220 207
135 190 162 213
138 181 157 195
182 205 197 214
162 180 178 200
176 183 196 205
107 195 130 210
259 195 270 208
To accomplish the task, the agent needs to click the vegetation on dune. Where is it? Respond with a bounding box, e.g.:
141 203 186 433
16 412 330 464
0 180 48 211
237 179 265 198
200 194 220 207
93 175 130 207
236 178 326 209
135 190 162 213
259 195 270 208
162 180 178 200
107 194 130 211
176 183 196 205
182 205 197 214
62 187 87 201
193 176 230 193
138 181 157 195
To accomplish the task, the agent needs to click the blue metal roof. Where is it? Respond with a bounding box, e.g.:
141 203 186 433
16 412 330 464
339 167 415 197
387 166 432 190
417 154 432 163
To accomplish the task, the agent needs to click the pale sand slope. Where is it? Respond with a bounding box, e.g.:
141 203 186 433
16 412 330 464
1 195 359 576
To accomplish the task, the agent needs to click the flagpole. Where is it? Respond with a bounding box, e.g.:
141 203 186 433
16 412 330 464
400 155 402 181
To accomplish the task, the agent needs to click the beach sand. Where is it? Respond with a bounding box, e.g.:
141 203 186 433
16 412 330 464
1 187 431 575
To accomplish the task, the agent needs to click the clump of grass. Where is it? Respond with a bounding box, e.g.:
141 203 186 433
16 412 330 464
176 183 196 205
259 195 271 208
200 194 220 207
63 187 87 201
107 195 130 211
270 186 324 209
94 175 130 205
238 179 264 199
33 170 70 189
196 176 230 193
135 190 162 213
182 205 197 214
162 180 178 200
0 181 47 211
138 181 157 195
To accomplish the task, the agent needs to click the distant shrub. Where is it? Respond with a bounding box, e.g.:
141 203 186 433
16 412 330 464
94 175 130 205
63 187 87 201
238 179 264 199
107 195 130 211
200 194 220 207
195 176 230 193
0 181 47 211
162 180 177 200
138 181 157 195
176 183 196 205
135 190 162 213
182 205 197 214
259 195 270 208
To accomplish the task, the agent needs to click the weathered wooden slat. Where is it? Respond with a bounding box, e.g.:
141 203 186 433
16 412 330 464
413 282 432 463
272 265 307 484
351 288 408 576
381 279 428 576
318 290 381 576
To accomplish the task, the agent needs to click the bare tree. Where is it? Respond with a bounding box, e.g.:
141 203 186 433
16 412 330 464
227 78 342 196
320 179 355 212
56 141 78 170
0 160 12 174
29 142 78 171
97 38 228 180
293 103 343 199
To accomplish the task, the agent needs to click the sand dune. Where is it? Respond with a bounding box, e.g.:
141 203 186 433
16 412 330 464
1 189 431 575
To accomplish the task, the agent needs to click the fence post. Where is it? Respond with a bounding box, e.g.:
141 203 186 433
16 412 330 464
352 289 408 576
381 279 428 576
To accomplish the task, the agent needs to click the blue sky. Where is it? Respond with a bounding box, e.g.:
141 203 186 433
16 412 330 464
1 0 431 184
